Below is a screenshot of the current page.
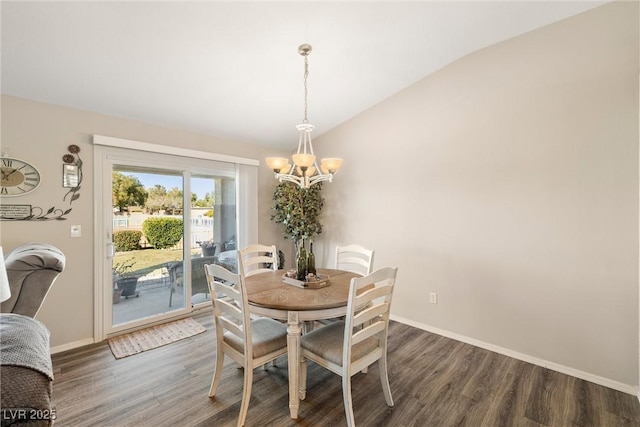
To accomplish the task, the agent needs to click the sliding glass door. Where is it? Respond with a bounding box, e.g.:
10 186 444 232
96 144 238 336
111 165 186 325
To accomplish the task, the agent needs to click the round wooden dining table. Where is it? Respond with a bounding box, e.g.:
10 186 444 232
243 268 362 419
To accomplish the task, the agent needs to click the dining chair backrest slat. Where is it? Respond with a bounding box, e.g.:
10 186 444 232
239 244 279 277
335 244 375 277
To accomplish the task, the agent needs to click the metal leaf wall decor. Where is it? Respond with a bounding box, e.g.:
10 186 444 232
1 145 83 221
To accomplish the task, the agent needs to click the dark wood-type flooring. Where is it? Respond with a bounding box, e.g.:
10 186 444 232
50 312 640 426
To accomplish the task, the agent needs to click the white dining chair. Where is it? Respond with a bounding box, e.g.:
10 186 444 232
204 262 288 427
322 244 376 332
299 267 398 427
238 244 279 277
335 244 375 276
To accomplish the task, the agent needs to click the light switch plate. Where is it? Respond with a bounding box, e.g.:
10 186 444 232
70 225 81 238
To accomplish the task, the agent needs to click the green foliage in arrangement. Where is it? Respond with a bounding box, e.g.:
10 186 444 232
271 181 324 244
142 217 184 249
113 230 142 252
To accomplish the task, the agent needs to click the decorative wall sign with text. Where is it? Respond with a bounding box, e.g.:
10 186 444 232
0 204 31 219
0 145 83 221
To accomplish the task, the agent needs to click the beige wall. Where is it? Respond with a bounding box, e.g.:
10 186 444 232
0 95 291 347
314 2 639 389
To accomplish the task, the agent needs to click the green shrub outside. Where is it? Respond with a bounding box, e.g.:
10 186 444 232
114 230 142 252
142 217 184 249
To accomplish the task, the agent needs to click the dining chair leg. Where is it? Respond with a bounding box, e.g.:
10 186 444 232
342 375 356 427
303 321 315 334
208 348 225 397
298 357 307 400
379 352 394 407
262 359 277 369
237 364 254 427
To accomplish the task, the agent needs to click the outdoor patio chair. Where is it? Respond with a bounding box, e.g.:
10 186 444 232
168 256 216 307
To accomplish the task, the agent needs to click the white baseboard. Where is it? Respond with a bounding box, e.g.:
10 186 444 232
390 314 639 396
50 338 95 355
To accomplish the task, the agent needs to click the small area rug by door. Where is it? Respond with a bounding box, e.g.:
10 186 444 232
108 318 206 359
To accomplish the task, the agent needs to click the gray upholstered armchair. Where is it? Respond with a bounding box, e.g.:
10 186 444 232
1 243 66 316
1 243 65 426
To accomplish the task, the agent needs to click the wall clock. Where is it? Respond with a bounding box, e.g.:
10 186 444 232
0 157 41 196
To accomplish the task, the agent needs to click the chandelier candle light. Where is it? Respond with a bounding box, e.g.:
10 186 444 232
266 44 343 189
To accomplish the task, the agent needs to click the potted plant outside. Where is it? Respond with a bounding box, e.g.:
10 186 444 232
199 240 217 257
113 258 139 298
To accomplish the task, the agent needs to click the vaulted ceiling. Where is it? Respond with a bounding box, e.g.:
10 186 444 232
1 1 607 149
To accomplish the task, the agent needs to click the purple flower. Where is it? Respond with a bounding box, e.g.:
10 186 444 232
199 240 216 249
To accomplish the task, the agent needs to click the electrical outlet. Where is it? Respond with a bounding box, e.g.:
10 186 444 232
429 292 438 304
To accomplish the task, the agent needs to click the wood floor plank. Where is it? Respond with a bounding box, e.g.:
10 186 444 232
484 378 517 426
50 315 640 426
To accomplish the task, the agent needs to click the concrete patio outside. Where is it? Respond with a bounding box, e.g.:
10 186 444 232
112 271 210 325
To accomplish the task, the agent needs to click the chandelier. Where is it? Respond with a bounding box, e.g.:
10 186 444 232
266 44 343 189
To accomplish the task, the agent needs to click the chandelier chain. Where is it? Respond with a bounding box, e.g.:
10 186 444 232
303 54 309 124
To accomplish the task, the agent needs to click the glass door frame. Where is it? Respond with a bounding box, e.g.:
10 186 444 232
93 136 256 341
